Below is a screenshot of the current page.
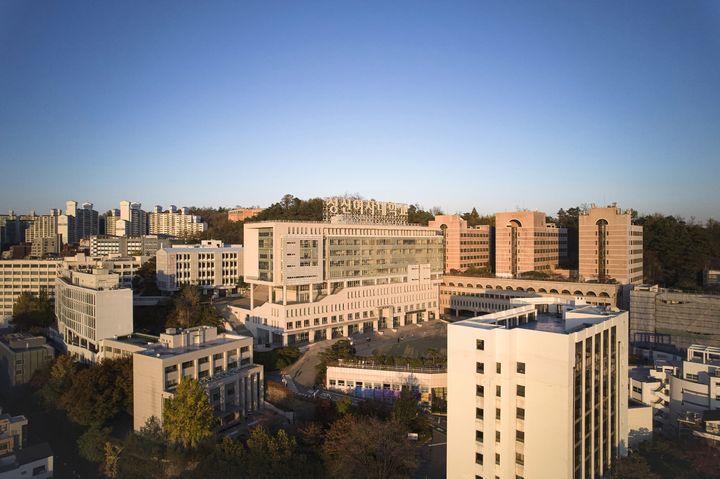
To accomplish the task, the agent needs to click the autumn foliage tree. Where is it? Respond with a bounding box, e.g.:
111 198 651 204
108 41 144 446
162 378 216 449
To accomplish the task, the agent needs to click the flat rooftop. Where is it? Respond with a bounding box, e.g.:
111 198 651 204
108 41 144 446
138 334 246 359
454 303 619 335
104 333 159 346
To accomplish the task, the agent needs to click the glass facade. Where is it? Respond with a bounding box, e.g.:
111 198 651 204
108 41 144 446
258 228 273 281
326 236 443 280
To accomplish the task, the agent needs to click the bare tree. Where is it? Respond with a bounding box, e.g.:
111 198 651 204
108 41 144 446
323 415 417 479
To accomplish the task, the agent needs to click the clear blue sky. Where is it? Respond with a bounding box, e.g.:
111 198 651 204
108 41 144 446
1 1 719 219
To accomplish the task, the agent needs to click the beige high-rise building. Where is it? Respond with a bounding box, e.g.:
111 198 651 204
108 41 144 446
495 211 567 278
148 205 207 237
117 201 148 237
23 209 61 244
447 300 629 479
579 205 643 285
428 215 491 273
132 326 263 431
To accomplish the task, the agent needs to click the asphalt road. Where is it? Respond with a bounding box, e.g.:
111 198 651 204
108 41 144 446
282 320 448 387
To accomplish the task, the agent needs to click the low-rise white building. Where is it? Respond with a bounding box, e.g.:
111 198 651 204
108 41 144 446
326 362 447 407
132 326 262 431
447 300 629 479
156 240 243 294
0 409 53 479
55 268 133 362
668 345 720 430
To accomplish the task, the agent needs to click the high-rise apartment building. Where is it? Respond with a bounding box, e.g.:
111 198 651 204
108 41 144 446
103 209 120 236
133 326 263 431
428 214 492 273
447 301 628 479
0 211 36 252
58 201 99 245
579 205 643 285
55 268 133 362
117 201 148 237
23 209 61 245
148 205 207 237
156 240 244 293
495 211 567 278
242 218 444 347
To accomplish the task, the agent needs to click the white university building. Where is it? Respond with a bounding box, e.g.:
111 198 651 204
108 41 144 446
447 299 629 479
240 216 444 348
55 267 133 362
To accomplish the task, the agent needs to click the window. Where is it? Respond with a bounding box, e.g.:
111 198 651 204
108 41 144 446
476 362 484 374
495 431 501 442
517 385 525 397
495 453 500 465
476 453 483 465
476 430 483 442
496 408 501 420
496 385 501 397
476 385 484 397
517 407 525 420
476 408 484 419
496 363 501 374
517 362 525 374
516 430 524 443
476 339 485 350
515 453 525 466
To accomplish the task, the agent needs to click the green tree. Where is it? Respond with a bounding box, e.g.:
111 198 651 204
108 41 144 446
323 415 417 479
243 427 305 478
38 354 77 409
335 396 352 415
163 378 216 449
392 389 418 429
461 208 495 226
103 442 123 479
167 285 221 329
12 290 54 332
132 257 160 296
78 424 111 463
407 204 435 226
613 452 661 479
189 436 246 479
63 359 129 426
